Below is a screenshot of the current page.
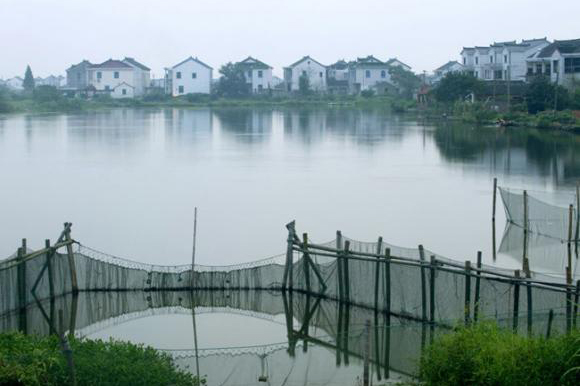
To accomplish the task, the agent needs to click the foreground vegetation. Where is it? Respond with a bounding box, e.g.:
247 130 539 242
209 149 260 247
419 323 580 386
0 332 204 386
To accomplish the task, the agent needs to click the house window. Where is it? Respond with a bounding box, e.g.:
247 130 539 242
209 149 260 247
114 71 119 79
381 70 386 78
122 89 126 95
97 72 102 79
494 70 502 80
475 57 479 65
302 70 307 76
258 70 263 78
178 85 184 94
463 57 466 65
545 63 551 75
527 67 534 75
176 72 181 79
319 72 323 77
553 60 559 73
564 58 580 73
365 70 371 78
490 56 493 63
248 71 252 78
504 55 508 63
192 72 197 79
536 64 542 74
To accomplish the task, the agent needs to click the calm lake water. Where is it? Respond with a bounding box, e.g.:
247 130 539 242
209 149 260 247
1 107 579 384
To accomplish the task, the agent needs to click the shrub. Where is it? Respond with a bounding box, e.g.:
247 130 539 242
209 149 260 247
361 89 375 98
0 332 204 386
420 323 580 386
33 85 60 102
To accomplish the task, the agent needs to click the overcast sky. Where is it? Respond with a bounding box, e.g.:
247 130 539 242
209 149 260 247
1 0 579 79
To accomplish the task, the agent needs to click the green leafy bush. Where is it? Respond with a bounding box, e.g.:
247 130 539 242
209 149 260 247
420 323 580 386
0 332 204 386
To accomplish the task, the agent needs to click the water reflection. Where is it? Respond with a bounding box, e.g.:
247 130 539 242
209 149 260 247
214 108 273 144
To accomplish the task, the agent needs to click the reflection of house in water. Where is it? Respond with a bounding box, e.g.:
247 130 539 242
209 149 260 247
65 109 155 148
282 109 327 144
163 108 213 144
432 124 580 186
214 108 273 144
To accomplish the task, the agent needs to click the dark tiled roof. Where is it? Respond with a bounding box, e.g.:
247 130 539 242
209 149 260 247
172 56 213 70
435 61 462 72
287 56 326 68
536 39 580 58
237 56 271 69
91 59 132 69
328 60 349 70
385 58 411 68
357 55 384 65
67 60 92 71
123 57 150 71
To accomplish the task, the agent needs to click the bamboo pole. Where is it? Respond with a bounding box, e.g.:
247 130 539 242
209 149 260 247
429 255 436 323
464 261 471 325
513 270 520 333
337 231 344 302
63 223 78 294
302 233 311 293
419 245 427 321
474 252 482 323
344 241 351 303
374 237 383 310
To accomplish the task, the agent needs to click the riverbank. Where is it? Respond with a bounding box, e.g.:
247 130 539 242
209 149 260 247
0 332 205 386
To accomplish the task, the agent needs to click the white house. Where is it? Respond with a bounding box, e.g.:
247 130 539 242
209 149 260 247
461 38 550 82
111 82 134 98
122 57 151 96
526 39 580 89
432 61 464 83
165 57 213 96
4 77 23 90
385 58 412 71
283 56 327 92
349 56 392 94
237 56 273 93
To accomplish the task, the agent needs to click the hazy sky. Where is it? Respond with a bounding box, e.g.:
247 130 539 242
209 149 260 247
1 0 579 79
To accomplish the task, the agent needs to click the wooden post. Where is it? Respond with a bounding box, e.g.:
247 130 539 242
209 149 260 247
336 231 344 302
336 301 343 365
362 320 371 386
17 246 27 333
191 207 198 289
373 311 381 381
302 233 311 293
513 270 520 333
569 204 574 243
573 280 579 329
429 255 436 323
343 241 351 303
575 184 579 243
384 248 391 314
526 279 533 336
374 237 383 310
45 239 55 299
566 268 572 334
546 309 554 339
464 261 471 325
63 223 78 294
343 304 350 365
419 245 427 321
492 178 497 221
523 190 529 233
283 221 296 291
383 312 391 379
474 252 482 323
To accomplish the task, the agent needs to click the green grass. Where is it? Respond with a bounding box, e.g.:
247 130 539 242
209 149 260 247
419 323 580 386
0 332 204 386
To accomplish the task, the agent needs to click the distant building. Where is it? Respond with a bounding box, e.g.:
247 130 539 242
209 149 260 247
165 56 213 96
526 39 580 89
385 58 412 71
283 56 327 92
66 60 92 90
327 60 350 94
36 75 66 88
4 77 23 90
236 56 273 93
432 61 464 83
349 56 392 94
150 78 165 89
461 38 550 82
86 58 150 98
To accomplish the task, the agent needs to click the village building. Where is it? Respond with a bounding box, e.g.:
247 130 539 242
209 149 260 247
85 58 150 98
236 56 273 93
111 82 135 98
461 38 550 82
122 57 151 96
327 60 350 94
165 57 213 96
385 58 412 71
66 60 92 90
349 56 392 94
432 61 464 83
526 39 580 89
283 56 327 92
4 77 23 90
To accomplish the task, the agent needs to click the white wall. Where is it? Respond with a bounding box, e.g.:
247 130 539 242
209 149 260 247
246 68 272 92
88 68 133 92
288 59 326 91
351 67 391 91
111 84 134 99
171 59 212 96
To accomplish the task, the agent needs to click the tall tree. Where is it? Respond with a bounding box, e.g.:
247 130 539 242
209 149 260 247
388 66 421 99
23 65 35 92
525 76 570 114
298 73 311 96
215 62 249 98
432 72 484 102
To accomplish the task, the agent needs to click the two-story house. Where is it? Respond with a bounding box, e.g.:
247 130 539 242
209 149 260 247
327 60 351 94
349 56 392 94
432 61 464 83
165 57 213 96
66 60 92 90
236 57 273 93
526 39 580 89
86 58 150 98
122 57 151 96
283 56 327 92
